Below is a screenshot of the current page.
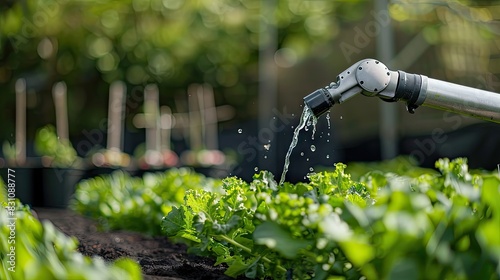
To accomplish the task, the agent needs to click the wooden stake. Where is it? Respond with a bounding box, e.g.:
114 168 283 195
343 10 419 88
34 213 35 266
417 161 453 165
144 84 160 152
107 81 126 151
52 81 69 141
160 106 173 151
15 78 26 166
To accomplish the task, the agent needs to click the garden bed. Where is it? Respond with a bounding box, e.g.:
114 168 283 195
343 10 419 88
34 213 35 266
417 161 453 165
34 207 245 280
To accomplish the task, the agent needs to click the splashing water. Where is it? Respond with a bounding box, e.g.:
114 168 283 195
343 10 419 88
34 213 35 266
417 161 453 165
280 106 316 185
326 111 331 128
310 115 318 140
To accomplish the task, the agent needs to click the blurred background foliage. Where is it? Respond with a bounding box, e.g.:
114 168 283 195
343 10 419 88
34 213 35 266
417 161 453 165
0 0 351 140
1 0 500 173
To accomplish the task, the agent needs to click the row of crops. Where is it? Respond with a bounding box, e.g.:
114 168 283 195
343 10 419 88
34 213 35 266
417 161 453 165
0 180 142 280
2 157 500 279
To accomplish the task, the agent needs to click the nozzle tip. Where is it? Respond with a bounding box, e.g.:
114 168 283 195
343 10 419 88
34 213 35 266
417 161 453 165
303 88 334 117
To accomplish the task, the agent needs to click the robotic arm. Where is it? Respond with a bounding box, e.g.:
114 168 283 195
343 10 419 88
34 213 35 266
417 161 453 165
303 59 500 123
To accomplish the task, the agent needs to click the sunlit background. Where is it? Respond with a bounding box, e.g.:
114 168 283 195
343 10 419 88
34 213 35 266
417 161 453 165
1 0 500 181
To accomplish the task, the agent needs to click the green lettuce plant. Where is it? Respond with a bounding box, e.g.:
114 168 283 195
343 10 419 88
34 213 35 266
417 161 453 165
34 125 81 168
163 158 500 279
71 168 222 235
71 157 500 279
0 179 142 280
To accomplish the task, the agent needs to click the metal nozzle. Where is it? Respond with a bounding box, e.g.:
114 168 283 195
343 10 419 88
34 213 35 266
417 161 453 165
303 88 334 117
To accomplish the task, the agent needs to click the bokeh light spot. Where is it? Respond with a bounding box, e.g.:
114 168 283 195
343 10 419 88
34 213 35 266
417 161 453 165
274 48 297 68
88 37 113 58
163 0 183 10
37 37 54 59
97 52 119 72
127 65 148 84
148 51 173 75
101 10 120 29
216 65 238 87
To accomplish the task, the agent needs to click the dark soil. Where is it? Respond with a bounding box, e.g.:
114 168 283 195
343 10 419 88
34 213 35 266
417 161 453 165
34 208 245 280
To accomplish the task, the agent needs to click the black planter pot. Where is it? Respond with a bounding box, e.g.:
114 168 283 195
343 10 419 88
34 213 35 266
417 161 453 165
83 166 138 181
134 167 170 178
40 168 86 208
192 166 230 178
0 167 43 206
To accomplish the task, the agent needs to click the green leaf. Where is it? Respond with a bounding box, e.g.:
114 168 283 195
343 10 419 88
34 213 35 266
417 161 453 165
224 255 256 278
339 239 375 267
212 215 241 234
112 258 143 280
253 221 311 259
161 206 200 242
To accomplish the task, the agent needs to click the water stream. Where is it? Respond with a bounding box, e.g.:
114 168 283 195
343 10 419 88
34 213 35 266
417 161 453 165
279 105 317 185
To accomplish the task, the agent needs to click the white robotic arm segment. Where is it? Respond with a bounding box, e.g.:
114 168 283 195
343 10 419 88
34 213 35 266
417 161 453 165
303 59 500 123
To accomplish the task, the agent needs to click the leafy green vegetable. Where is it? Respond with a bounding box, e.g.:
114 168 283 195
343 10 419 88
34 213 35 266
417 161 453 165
161 158 500 279
0 180 142 280
72 157 500 279
344 156 438 180
72 168 221 235
34 125 81 167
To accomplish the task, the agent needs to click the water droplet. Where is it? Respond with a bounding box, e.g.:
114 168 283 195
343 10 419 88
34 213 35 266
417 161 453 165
309 167 314 172
300 152 304 156
310 145 316 152
264 144 271 150
326 154 330 159
238 128 242 134
306 158 310 161
264 155 267 159
292 113 295 117
254 167 258 172
340 116 343 120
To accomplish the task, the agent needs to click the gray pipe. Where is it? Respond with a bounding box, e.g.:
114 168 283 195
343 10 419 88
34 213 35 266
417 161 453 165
422 77 500 123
